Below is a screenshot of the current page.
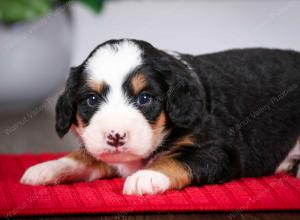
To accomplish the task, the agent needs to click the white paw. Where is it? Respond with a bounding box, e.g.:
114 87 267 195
20 158 76 186
123 170 170 195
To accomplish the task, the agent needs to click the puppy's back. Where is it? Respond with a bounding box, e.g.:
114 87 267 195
184 48 300 176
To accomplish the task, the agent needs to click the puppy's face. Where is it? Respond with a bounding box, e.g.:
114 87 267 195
56 39 204 164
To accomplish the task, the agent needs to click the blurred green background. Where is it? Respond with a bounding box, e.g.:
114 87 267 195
0 0 103 22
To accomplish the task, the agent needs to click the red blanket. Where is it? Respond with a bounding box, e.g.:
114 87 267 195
0 153 300 217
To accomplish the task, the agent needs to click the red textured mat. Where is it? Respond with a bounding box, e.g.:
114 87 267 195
1 153 300 217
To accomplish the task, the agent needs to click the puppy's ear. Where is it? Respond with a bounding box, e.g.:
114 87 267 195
55 67 81 138
55 92 75 138
166 72 205 129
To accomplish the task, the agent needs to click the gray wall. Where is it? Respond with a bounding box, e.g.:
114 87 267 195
71 0 300 65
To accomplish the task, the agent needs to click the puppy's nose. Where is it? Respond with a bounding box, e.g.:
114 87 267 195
106 131 128 148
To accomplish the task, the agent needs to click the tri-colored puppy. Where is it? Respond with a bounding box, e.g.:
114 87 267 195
21 39 300 195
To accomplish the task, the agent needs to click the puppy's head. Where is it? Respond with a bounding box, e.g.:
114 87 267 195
56 39 204 164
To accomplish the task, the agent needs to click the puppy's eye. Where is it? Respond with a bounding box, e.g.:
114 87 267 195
137 93 152 106
86 94 99 107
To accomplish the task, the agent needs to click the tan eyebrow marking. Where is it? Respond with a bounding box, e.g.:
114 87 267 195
131 73 147 95
87 80 106 93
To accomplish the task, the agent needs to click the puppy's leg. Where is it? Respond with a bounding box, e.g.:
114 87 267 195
21 148 115 185
123 156 192 195
123 141 236 195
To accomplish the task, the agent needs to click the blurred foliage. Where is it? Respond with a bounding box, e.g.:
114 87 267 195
76 0 103 13
0 0 51 22
60 0 104 13
0 0 104 23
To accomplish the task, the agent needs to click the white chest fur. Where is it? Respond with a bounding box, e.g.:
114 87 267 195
111 160 145 177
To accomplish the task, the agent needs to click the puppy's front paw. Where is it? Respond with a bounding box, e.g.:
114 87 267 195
20 158 74 186
123 170 170 195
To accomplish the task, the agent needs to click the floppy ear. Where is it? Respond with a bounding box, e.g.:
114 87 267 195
55 67 81 138
166 73 205 129
55 92 76 138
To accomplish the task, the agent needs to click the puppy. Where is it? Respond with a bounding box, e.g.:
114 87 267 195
21 39 300 195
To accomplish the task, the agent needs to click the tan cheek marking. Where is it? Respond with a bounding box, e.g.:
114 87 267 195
151 112 167 147
131 73 147 95
149 156 192 189
74 113 86 135
68 148 116 178
76 113 86 127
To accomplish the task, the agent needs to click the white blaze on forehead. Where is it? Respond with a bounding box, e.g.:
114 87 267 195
82 40 156 161
86 40 143 87
85 40 144 117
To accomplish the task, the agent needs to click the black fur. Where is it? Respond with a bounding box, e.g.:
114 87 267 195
56 39 300 186
170 48 300 184
55 66 84 137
